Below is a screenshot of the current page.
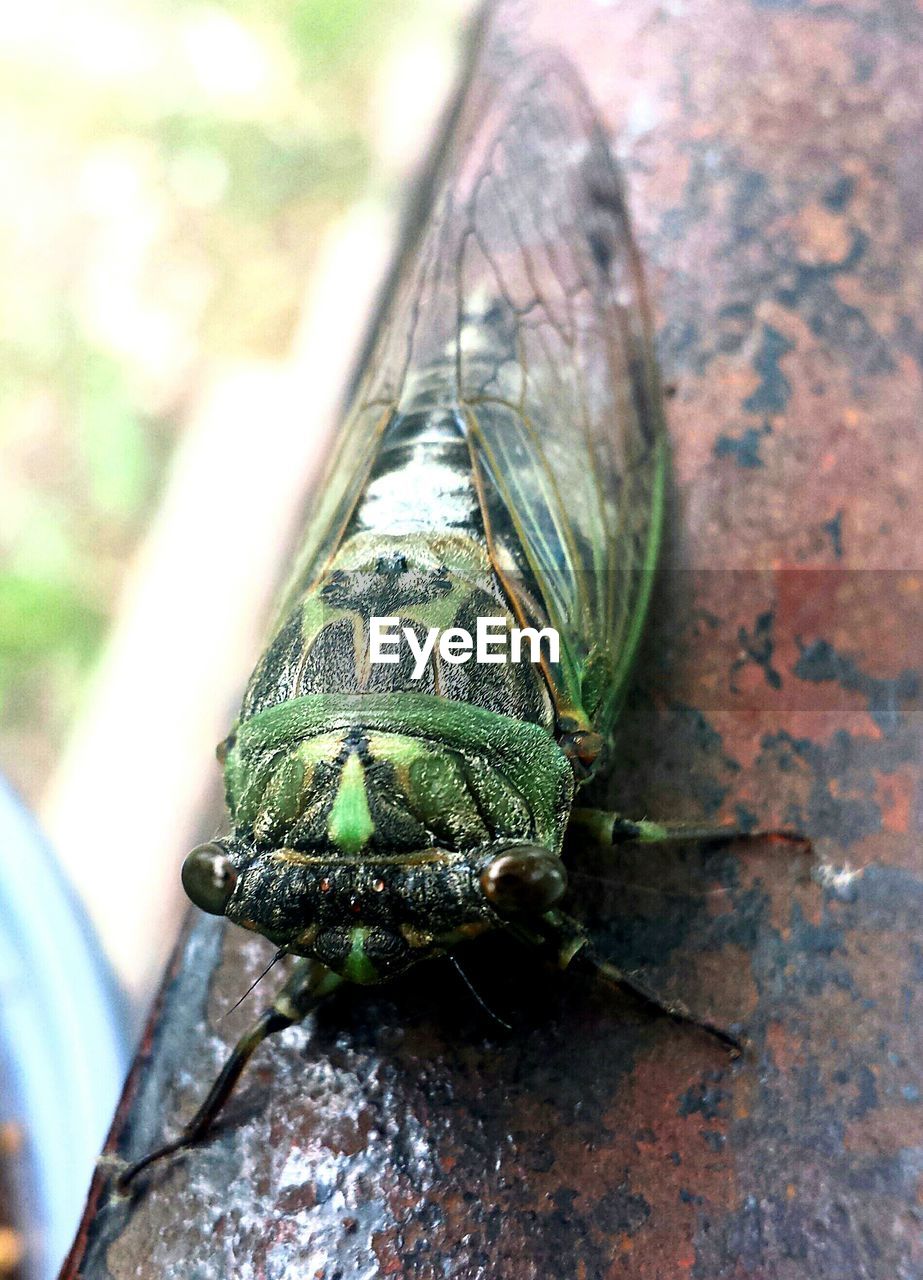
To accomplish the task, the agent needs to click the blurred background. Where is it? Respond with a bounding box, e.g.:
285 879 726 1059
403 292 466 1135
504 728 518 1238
0 0 470 1274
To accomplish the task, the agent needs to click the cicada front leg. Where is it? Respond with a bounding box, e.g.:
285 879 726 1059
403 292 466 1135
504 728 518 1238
513 910 746 1055
551 812 812 1052
115 958 343 1193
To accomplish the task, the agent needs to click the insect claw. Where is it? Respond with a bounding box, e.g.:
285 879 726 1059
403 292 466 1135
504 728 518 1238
115 1139 185 1195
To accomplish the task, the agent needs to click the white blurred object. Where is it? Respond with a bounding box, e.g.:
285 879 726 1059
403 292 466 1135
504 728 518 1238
0 774 128 1280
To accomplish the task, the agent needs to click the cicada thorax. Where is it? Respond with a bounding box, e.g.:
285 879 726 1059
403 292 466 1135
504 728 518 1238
240 531 553 727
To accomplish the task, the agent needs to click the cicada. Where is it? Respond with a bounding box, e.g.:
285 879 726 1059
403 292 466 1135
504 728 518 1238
119 28 788 1191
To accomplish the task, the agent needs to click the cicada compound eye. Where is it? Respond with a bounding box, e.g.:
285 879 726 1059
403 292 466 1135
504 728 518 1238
480 845 567 916
182 841 238 916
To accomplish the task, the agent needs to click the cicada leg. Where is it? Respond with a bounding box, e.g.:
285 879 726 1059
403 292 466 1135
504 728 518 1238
557 812 811 1049
513 910 746 1055
568 807 810 853
115 958 343 1193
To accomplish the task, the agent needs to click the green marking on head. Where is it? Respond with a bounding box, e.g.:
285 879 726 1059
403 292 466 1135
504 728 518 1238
326 751 375 855
344 927 379 984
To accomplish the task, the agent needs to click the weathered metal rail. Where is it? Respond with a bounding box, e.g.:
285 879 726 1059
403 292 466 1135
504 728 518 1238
63 0 923 1275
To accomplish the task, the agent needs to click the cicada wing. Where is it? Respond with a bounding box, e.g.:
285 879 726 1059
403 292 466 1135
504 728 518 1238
270 45 495 620
447 59 667 733
277 42 665 738
274 399 394 624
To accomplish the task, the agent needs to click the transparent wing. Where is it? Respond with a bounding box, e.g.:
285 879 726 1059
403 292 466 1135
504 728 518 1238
279 43 666 736
451 59 666 731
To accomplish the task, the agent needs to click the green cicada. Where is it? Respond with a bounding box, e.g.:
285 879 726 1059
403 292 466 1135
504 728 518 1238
119 34 782 1191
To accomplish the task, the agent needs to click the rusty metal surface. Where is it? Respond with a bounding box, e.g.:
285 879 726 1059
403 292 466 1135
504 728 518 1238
63 0 923 1276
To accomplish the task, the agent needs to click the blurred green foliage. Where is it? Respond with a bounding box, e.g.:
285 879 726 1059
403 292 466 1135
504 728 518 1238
0 0 456 797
